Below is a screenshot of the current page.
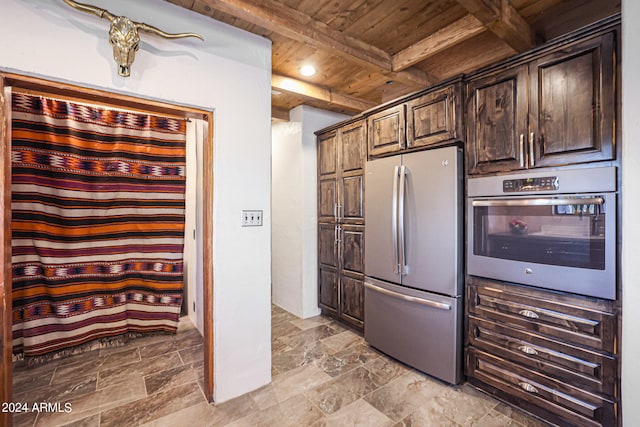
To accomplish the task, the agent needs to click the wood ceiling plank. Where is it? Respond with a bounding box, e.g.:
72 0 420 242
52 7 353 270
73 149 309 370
418 30 515 80
392 14 486 71
272 74 377 112
193 0 390 68
524 0 620 40
456 0 537 52
350 0 466 54
456 0 501 23
191 0 432 87
323 0 388 32
379 2 468 54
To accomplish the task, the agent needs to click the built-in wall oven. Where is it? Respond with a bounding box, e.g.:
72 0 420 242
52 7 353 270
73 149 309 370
467 166 617 300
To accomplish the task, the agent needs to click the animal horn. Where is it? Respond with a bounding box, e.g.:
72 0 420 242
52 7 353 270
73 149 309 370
62 0 116 21
135 22 204 41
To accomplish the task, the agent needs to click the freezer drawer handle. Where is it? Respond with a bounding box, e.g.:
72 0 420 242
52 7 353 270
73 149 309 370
364 282 451 310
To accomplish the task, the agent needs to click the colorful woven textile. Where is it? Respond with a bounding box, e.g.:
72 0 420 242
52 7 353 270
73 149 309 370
11 92 186 357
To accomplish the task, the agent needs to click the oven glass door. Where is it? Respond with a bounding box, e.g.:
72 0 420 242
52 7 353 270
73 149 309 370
472 195 609 270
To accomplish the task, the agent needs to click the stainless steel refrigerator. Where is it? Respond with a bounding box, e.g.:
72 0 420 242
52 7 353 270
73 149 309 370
364 145 463 385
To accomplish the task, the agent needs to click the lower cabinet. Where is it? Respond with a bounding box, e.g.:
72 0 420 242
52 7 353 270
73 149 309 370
318 223 364 330
466 277 618 427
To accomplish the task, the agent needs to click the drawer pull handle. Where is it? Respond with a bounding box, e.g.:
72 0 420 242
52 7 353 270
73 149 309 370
518 309 539 319
519 382 539 394
518 345 539 356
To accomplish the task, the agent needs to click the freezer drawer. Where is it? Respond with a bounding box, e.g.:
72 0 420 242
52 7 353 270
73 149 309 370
364 278 462 384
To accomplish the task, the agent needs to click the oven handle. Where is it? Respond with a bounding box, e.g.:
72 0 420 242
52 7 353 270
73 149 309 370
472 197 604 207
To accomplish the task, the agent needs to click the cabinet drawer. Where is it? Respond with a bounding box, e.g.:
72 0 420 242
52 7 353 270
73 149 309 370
469 315 616 397
467 348 616 427
468 279 616 353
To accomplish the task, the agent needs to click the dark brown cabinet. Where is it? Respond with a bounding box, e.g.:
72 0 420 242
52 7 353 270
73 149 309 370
367 104 405 157
466 65 528 173
406 84 463 150
317 120 366 330
368 81 463 158
530 32 615 168
466 277 618 426
467 31 616 174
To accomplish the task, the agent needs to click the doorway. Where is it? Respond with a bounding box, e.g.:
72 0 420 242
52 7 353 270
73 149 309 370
0 73 214 425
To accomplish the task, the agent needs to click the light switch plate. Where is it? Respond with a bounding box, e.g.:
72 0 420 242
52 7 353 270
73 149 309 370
241 210 263 226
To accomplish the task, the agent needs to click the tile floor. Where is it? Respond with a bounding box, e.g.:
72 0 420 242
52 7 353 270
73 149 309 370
12 305 554 426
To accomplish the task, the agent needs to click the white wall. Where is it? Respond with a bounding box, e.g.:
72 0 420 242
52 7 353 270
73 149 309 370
621 2 639 424
0 0 272 403
272 106 349 318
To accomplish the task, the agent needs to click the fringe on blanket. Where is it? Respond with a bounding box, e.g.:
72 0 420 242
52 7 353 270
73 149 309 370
12 330 174 367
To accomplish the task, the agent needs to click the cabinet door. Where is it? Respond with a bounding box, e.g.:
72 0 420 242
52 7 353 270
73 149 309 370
317 131 338 222
367 104 405 157
340 121 366 224
341 276 364 327
341 120 366 173
466 65 528 174
340 225 365 327
407 84 462 149
529 33 615 167
318 223 339 313
342 225 365 275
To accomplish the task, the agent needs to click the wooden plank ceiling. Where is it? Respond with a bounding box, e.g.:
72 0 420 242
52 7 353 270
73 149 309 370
166 0 621 120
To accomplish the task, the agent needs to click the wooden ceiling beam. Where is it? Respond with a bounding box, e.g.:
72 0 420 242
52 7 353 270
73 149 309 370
272 74 377 113
271 106 290 122
456 0 536 52
392 14 486 71
191 0 433 87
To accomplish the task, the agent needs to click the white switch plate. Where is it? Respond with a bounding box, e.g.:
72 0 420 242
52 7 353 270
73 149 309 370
241 210 263 227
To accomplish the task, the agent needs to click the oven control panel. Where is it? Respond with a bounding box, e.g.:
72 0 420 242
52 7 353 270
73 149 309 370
502 176 559 192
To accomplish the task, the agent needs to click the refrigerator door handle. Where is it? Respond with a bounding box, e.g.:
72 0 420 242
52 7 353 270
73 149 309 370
364 281 451 310
399 165 408 275
392 165 400 274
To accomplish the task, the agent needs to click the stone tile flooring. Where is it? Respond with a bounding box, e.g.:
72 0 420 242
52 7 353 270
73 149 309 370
12 306 554 426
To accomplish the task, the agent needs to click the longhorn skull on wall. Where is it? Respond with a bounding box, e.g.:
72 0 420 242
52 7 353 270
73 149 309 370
63 0 204 77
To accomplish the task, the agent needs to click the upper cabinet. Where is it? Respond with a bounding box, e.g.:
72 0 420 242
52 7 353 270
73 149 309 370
318 120 366 226
368 81 463 158
530 33 615 168
466 65 529 173
466 31 616 175
367 104 405 157
406 84 463 150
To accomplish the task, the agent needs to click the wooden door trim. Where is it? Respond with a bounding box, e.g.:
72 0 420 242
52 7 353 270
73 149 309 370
0 73 215 411
0 76 13 427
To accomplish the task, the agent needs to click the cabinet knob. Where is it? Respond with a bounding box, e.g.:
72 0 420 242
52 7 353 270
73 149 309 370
518 345 539 356
518 309 539 319
519 382 539 394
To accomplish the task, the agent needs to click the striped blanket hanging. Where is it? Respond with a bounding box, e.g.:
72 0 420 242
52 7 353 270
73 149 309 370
11 92 187 357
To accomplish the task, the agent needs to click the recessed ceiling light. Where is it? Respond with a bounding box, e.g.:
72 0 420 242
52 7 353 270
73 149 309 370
300 65 316 77
271 90 282 95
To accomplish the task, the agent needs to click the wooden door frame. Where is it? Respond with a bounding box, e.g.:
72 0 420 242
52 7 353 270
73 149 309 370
0 73 215 426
